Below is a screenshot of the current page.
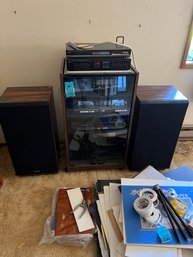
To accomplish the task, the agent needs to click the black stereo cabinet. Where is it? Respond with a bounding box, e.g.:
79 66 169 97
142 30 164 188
60 60 139 171
0 86 59 176
127 85 189 171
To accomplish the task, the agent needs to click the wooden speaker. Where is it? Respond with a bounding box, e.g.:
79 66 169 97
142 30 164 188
0 86 59 175
127 86 189 171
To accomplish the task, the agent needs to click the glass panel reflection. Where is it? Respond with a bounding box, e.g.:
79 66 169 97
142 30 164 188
65 75 128 98
67 111 128 165
64 74 135 166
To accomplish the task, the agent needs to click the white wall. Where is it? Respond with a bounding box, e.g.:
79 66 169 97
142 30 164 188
0 0 193 142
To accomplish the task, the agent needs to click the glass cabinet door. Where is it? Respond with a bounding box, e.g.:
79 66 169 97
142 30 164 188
64 73 136 166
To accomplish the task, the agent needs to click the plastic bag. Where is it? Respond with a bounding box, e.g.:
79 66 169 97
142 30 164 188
39 188 96 247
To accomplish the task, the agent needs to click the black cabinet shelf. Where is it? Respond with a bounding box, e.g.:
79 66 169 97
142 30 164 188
60 61 139 171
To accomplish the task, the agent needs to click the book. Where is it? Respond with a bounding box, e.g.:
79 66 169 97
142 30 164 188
164 166 193 181
121 178 193 248
125 166 182 257
55 187 96 236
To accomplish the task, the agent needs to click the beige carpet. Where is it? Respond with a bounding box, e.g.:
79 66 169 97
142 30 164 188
0 141 193 257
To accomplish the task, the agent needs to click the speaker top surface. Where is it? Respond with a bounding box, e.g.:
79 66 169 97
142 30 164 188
0 86 53 105
137 85 188 103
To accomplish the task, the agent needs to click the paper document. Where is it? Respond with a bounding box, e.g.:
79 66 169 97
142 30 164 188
67 188 95 232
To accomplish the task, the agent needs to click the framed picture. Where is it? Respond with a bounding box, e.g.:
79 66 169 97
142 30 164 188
181 18 193 69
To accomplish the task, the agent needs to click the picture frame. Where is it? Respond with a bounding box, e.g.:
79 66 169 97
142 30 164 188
181 18 193 69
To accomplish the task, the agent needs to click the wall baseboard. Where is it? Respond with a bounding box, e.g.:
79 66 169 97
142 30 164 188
179 125 193 140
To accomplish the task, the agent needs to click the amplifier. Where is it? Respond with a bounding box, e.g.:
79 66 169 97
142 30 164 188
66 57 131 71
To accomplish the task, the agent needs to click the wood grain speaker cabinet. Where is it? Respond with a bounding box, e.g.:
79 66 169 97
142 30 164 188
0 86 59 175
127 85 189 171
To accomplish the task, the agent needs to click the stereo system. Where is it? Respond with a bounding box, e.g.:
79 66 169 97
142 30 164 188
66 98 129 113
60 41 138 171
66 57 131 71
65 42 132 71
66 42 131 57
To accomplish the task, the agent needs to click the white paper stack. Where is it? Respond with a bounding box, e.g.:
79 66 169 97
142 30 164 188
96 166 193 257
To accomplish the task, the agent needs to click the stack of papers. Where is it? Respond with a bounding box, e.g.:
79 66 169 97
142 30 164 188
95 166 193 257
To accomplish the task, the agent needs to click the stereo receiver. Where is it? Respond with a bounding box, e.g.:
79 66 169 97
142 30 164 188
66 42 131 58
66 57 131 71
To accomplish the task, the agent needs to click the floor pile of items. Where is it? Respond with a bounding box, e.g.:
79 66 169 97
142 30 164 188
40 165 193 257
